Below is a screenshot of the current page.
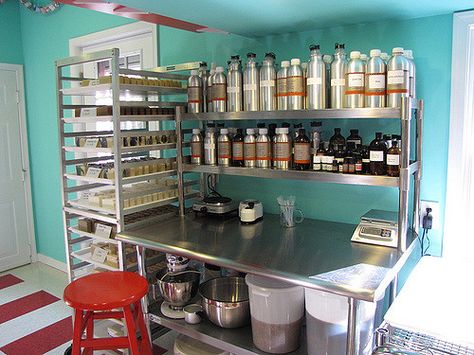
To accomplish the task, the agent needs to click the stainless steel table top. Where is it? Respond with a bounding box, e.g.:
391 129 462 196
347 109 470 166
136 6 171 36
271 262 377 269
118 213 417 302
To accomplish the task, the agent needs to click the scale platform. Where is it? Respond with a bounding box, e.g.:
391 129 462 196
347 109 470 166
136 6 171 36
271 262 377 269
351 209 399 248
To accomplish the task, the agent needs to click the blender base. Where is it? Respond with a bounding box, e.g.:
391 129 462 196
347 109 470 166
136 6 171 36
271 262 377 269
161 301 185 319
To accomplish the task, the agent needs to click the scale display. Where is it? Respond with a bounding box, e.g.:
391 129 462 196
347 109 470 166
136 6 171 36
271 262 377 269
351 209 399 248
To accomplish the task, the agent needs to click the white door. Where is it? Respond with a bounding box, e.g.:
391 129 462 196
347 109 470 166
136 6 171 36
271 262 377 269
0 67 32 271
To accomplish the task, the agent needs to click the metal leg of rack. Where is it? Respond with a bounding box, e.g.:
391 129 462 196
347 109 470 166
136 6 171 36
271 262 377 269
398 97 411 252
390 275 398 305
412 100 424 234
347 297 360 355
135 245 152 345
176 106 186 217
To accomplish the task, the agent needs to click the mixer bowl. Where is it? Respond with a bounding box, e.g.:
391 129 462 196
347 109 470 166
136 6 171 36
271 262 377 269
156 268 201 309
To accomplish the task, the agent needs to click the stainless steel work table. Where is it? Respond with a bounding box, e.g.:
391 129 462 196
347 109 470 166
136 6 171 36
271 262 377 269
118 213 418 355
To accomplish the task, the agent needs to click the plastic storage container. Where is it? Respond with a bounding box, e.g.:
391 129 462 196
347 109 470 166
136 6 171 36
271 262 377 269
305 288 379 355
245 274 304 353
173 334 230 355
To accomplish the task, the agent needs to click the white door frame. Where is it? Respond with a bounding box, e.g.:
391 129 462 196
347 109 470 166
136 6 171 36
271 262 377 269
444 11 474 259
0 63 37 263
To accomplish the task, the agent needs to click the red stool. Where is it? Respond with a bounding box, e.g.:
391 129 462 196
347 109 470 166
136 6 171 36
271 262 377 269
63 271 152 355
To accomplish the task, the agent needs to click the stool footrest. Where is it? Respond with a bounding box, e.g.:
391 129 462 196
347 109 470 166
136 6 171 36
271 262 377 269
92 311 123 320
81 336 129 349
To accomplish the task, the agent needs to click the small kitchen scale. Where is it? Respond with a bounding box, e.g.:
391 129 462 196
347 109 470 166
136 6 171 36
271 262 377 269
351 209 399 248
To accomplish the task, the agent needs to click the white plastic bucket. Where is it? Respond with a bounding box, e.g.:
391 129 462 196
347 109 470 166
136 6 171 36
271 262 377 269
245 274 305 353
173 334 230 355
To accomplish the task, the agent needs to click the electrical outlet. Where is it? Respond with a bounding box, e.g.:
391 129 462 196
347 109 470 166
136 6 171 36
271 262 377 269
420 200 439 230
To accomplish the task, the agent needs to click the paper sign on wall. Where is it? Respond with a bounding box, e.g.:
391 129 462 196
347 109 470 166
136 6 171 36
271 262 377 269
86 167 102 178
84 138 99 149
91 247 108 263
95 224 113 239
80 108 97 117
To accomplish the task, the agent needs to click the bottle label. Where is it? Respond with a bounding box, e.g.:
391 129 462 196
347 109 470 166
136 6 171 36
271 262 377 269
287 75 304 96
227 86 241 93
346 73 365 94
362 158 370 163
275 142 291 161
386 154 400 166
260 80 275 87
218 141 231 159
331 78 345 87
369 150 384 162
355 162 362 172
244 83 257 91
387 70 409 94
336 157 344 164
313 155 322 164
338 164 344 173
232 142 244 160
208 85 214 102
187 86 203 103
347 138 362 146
366 73 386 94
256 142 271 160
276 77 287 97
294 143 311 164
244 142 256 160
307 77 322 85
190 141 202 158
325 155 334 171
212 83 226 101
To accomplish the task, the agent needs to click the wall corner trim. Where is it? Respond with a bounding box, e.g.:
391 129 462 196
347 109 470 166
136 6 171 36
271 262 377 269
37 254 68 273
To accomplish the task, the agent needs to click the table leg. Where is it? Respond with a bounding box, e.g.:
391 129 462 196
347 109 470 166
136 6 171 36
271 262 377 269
135 245 152 347
346 297 360 355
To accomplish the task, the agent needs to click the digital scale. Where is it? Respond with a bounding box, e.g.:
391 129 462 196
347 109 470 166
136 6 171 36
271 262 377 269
351 209 399 248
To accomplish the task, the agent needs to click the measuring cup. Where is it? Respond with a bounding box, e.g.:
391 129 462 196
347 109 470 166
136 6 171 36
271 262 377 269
278 202 304 228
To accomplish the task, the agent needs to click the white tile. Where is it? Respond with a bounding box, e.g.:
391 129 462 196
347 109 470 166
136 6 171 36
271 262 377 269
0 281 41 305
43 342 72 355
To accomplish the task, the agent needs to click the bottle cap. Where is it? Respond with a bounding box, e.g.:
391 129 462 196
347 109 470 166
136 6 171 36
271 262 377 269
370 49 381 57
216 66 224 72
350 51 361 59
190 69 199 76
350 129 359 133
281 60 290 68
392 47 404 54
404 49 413 59
275 128 282 134
246 128 255 135
360 54 368 61
323 54 333 63
247 52 256 58
265 52 276 59
290 58 301 65
258 128 268 135
220 128 229 134
231 55 240 60
281 127 289 134
192 128 201 134
335 43 345 49
309 44 320 51
199 62 208 69
311 121 322 127
301 62 308 69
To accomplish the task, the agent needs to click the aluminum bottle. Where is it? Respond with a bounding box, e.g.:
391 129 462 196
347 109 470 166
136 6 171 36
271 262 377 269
217 128 231 166
274 127 291 170
301 62 308 109
365 49 386 108
256 128 271 168
387 47 410 108
243 53 259 111
330 43 347 109
404 49 416 98
227 55 243 112
360 53 368 64
244 128 256 167
288 58 304 110
277 61 290 110
307 44 326 109
190 128 203 165
323 55 332 109
259 52 277 111
187 70 203 113
204 126 216 165
212 67 226 112
198 63 209 112
345 51 365 108
207 68 215 112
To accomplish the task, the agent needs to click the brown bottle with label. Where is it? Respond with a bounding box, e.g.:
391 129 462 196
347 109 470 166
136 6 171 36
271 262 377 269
386 139 401 177
232 128 244 167
294 128 311 170
369 132 388 175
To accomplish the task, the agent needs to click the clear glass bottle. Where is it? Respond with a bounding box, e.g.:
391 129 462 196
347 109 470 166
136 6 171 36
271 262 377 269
232 128 244 167
294 128 311 170
386 139 401 177
329 128 345 147
369 132 388 175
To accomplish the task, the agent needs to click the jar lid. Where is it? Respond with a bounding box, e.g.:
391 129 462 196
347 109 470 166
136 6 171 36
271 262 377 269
392 47 404 54
246 128 255 135
192 128 201 134
350 51 361 59
258 128 268 135
190 69 199 76
370 49 381 57
246 274 303 291
220 128 229 134
290 58 301 65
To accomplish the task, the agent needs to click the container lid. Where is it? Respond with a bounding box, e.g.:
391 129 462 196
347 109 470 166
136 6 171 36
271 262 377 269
310 121 322 127
258 128 268 135
290 58 301 65
301 62 308 69
350 51 361 59
360 54 368 61
247 52 256 58
404 49 414 59
190 69 198 76
215 66 224 72
192 128 201 134
309 44 320 51
174 334 228 355
392 47 404 54
275 127 282 134
246 128 255 135
281 127 289 134
246 274 303 291
265 52 276 59
220 128 229 134
370 49 381 57
280 60 290 67
231 54 240 60
323 54 333 63
335 43 345 49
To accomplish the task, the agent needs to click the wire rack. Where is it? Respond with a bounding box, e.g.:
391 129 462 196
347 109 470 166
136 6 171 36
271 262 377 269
380 325 474 355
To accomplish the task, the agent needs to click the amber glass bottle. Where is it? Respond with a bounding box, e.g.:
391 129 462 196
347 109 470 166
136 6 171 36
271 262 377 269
369 132 388 175
386 139 401 177
294 128 311 170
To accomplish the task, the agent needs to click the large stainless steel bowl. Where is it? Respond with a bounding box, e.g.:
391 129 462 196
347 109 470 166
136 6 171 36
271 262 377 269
199 277 250 328
156 268 200 310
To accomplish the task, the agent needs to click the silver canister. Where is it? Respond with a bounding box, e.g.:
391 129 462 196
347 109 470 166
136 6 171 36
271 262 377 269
301 61 308 109
330 43 347 109
227 55 243 112
259 52 277 111
274 127 291 170
207 67 215 112
244 128 256 167
323 54 332 109
212 66 227 112
387 47 410 107
190 128 203 165
345 51 365 108
256 128 271 168
287 58 304 110
218 128 231 166
204 126 217 165
198 63 209 112
187 69 203 113
404 49 416 98
277 60 290 110
243 53 259 111
365 49 386 108
307 44 326 109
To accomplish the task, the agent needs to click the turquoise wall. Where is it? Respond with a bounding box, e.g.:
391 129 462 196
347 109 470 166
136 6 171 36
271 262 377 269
19 6 133 262
0 1 23 64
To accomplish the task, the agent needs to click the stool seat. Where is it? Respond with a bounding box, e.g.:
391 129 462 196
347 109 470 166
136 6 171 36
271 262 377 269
64 271 148 310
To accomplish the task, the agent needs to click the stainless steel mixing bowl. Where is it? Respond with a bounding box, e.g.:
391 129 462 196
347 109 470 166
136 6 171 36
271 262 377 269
156 268 200 310
199 276 250 328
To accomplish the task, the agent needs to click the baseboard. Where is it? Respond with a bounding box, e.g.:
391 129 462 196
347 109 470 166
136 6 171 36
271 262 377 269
37 254 68 273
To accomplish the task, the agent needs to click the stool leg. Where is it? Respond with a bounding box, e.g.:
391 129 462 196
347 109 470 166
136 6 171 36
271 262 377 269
123 306 140 354
133 301 152 355
71 309 83 355
83 311 94 355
